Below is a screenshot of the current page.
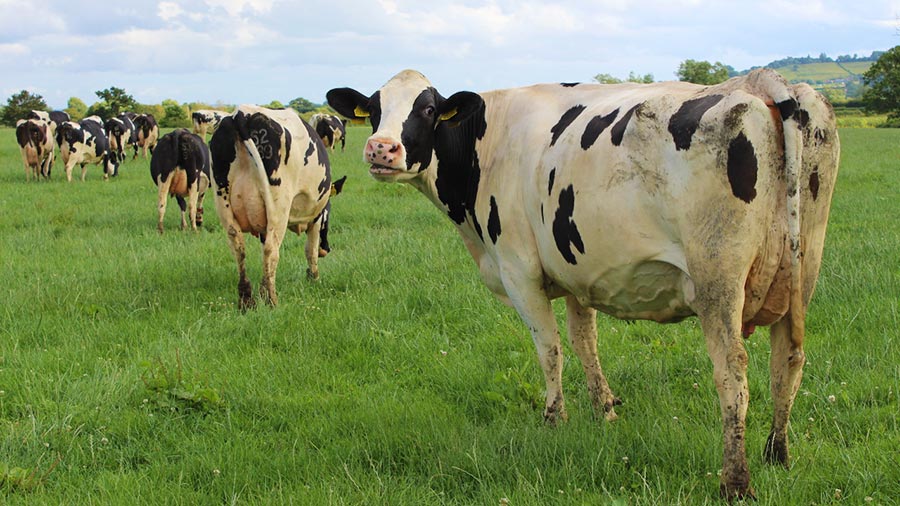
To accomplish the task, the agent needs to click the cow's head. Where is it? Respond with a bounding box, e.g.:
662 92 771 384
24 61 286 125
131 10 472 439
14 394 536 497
327 69 483 182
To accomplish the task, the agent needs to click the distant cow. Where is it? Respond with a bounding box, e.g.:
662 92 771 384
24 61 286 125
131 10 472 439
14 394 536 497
327 68 839 499
192 109 227 140
133 114 159 159
317 175 347 257
26 110 70 172
15 118 54 181
150 129 211 233
209 105 333 309
310 113 346 152
57 116 119 181
104 116 134 167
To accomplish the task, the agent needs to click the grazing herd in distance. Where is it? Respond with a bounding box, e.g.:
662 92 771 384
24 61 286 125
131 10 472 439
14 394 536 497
8 67 843 501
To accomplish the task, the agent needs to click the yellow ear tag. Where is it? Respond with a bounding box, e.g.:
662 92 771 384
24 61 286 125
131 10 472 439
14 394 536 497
439 108 458 122
330 185 338 196
353 106 370 118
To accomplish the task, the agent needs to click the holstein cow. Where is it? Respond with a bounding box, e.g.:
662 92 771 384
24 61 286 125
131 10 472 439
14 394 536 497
57 116 119 182
104 116 134 168
133 113 159 159
310 113 347 152
15 118 54 181
192 109 227 140
327 68 839 499
209 105 333 309
150 129 211 233
26 110 70 173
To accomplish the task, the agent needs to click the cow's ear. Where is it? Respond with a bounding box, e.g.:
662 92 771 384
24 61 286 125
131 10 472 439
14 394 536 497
327 88 371 119
436 91 483 127
331 175 347 196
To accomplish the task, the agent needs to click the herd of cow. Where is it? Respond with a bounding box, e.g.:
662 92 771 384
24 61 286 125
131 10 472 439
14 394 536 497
11 68 841 500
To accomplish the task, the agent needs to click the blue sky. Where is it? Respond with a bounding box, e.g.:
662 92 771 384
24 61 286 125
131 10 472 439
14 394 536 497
1 0 898 109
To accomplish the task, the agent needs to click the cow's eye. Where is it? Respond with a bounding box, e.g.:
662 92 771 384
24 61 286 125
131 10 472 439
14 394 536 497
424 105 435 116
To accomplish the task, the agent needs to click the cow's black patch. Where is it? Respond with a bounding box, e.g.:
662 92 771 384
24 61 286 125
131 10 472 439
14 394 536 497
548 167 556 195
550 105 586 146
283 126 292 166
610 103 640 146
793 108 810 129
540 203 544 224
560 82 580 87
434 99 488 228
49 110 69 125
809 167 820 201
581 109 620 150
776 98 797 121
81 118 109 157
487 196 501 244
304 141 314 165
237 112 285 186
726 132 758 203
302 117 331 193
210 115 237 192
151 129 210 193
553 184 585 265
668 94 724 150
399 89 442 170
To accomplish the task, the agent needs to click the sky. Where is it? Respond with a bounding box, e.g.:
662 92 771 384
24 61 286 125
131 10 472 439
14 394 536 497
1 0 899 110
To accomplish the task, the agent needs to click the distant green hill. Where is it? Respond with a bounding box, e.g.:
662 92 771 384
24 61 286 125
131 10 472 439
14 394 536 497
773 61 871 82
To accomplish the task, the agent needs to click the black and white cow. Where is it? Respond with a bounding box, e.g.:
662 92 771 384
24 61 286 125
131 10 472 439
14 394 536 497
15 118 54 181
327 68 840 500
57 116 119 182
192 109 227 140
104 116 133 167
209 105 333 309
150 129 211 233
309 113 347 152
26 110 70 172
133 113 159 159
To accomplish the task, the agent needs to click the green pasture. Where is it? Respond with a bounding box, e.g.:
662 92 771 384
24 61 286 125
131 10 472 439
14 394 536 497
773 62 871 82
0 126 897 505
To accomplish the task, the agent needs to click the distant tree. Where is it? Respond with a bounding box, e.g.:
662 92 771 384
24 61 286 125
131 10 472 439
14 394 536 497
262 100 285 109
160 99 189 128
676 59 730 85
1 90 48 126
95 87 136 116
594 73 623 84
627 71 654 83
65 97 88 121
288 97 317 113
862 46 900 120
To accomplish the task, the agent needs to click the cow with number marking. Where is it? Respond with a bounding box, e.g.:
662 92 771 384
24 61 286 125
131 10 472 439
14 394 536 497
57 116 119 182
327 68 839 500
309 113 347 152
15 118 54 181
133 113 159 159
150 129 211 233
209 105 333 309
192 109 227 141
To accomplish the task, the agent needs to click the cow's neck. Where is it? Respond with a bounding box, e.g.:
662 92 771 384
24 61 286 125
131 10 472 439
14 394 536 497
409 103 489 244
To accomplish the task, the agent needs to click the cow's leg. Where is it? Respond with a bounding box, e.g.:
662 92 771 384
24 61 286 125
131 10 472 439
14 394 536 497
259 223 288 306
186 186 200 232
565 295 620 421
156 177 172 234
696 283 755 501
305 218 323 280
765 315 805 467
502 274 567 425
80 163 87 182
175 196 188 230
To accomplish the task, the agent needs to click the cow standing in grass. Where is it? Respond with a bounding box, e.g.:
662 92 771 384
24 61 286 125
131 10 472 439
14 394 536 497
58 116 119 182
309 113 347 152
192 110 227 141
327 68 839 499
209 105 333 309
150 129 211 233
15 118 54 181
133 114 159 159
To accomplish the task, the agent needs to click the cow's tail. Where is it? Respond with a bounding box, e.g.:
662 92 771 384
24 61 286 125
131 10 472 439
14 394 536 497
234 111 276 225
764 70 805 346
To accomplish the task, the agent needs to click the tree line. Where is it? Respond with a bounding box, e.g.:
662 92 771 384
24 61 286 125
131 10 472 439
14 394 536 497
0 87 327 128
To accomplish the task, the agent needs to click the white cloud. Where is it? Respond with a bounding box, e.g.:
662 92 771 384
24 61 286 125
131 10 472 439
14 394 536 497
204 0 275 16
158 1 185 21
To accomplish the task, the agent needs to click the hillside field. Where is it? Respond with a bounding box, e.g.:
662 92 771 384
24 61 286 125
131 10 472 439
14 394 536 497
0 126 897 505
772 61 872 82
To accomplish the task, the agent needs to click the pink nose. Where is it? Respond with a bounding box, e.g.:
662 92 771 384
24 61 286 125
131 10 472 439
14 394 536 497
365 138 404 168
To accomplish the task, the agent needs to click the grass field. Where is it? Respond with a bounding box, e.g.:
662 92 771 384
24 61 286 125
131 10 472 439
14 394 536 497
0 125 897 505
773 62 872 82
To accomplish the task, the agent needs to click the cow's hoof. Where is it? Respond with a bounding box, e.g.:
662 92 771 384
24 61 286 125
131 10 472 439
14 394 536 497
764 431 790 467
306 268 319 281
238 297 255 312
318 248 329 258
720 482 757 502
